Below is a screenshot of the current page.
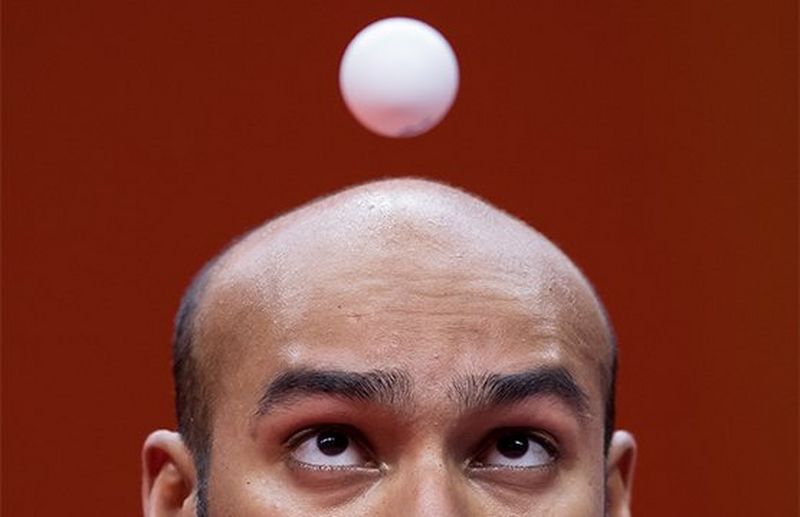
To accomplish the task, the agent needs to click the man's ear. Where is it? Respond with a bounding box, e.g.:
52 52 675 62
606 430 637 517
142 430 199 517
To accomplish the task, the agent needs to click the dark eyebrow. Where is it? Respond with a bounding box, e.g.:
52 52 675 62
450 367 589 417
255 368 412 416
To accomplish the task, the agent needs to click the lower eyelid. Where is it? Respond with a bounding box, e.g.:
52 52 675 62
469 454 557 470
285 451 381 470
284 426 380 469
469 463 556 473
287 458 366 471
467 461 559 492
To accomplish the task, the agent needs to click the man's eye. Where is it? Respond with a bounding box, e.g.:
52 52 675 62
288 426 374 468
473 430 558 469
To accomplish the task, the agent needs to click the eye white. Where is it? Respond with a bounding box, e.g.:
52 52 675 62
480 434 555 468
290 429 369 467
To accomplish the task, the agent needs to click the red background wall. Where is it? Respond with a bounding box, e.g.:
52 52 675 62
3 1 797 515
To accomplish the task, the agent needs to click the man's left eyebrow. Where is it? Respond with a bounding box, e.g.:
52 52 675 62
450 366 590 417
255 368 412 417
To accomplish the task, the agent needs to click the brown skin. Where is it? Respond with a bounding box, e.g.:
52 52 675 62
143 179 636 516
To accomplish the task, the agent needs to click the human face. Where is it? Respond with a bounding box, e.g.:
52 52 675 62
200 252 614 516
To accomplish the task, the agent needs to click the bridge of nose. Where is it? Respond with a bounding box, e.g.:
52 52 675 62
373 440 476 517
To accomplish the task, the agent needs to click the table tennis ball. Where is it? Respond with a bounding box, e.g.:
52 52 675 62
339 17 460 138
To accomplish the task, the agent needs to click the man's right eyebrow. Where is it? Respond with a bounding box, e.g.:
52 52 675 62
255 368 412 417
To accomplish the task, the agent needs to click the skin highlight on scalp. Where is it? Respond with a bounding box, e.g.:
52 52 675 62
171 178 619 515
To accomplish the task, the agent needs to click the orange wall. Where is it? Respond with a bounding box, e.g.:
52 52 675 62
3 1 797 515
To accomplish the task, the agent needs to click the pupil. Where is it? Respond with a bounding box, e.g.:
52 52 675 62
316 431 349 456
497 434 529 459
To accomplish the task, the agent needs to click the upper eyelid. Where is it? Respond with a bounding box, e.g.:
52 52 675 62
520 430 559 455
472 428 561 460
285 424 376 456
284 426 324 448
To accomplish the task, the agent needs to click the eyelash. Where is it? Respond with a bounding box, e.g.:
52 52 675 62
469 428 561 467
284 425 376 462
284 425 561 468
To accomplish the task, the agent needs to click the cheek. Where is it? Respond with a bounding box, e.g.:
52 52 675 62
555 459 608 516
559 472 607 516
470 463 607 516
207 473 381 517
206 429 378 517
207 463 307 517
205 461 608 517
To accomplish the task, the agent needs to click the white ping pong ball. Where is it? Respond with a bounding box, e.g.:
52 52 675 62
339 17 460 138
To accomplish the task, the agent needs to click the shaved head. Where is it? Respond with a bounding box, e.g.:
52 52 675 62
170 178 619 515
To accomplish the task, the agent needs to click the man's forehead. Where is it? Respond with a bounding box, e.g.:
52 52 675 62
209 180 583 297
193 179 612 378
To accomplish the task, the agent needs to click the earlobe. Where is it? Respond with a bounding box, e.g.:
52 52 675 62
606 430 637 517
142 430 198 516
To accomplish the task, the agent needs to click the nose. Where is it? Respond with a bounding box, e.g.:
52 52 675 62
384 453 470 517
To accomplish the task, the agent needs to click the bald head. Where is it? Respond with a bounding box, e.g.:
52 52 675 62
173 178 616 473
